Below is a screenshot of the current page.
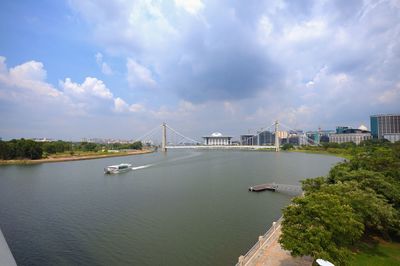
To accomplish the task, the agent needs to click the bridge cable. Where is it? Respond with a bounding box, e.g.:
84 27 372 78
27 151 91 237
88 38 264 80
165 125 201 144
135 125 162 142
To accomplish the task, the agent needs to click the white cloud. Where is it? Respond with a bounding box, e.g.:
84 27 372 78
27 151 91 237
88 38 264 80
175 0 204 15
0 57 61 98
95 52 103 65
126 58 156 88
95 52 113 75
284 19 327 42
114 97 145 113
0 56 144 118
378 83 400 103
61 77 113 99
129 103 145 112
258 15 273 43
113 97 129 112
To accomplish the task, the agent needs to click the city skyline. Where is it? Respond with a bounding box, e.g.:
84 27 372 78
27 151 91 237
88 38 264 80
1 0 400 140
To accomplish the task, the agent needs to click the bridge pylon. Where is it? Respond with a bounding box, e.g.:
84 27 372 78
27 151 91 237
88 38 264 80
161 122 167 152
274 120 280 152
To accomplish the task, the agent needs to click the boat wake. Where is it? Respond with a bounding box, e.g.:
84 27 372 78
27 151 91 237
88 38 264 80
165 152 202 163
131 164 153 171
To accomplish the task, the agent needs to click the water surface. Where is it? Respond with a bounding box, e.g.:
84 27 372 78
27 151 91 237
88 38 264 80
0 150 341 265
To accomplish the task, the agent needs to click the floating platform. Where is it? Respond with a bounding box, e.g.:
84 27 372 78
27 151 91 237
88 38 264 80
248 183 277 192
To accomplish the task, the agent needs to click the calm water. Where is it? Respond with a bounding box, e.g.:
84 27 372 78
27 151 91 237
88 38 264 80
0 150 341 265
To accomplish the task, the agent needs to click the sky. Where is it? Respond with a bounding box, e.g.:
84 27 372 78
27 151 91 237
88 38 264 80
0 0 399 141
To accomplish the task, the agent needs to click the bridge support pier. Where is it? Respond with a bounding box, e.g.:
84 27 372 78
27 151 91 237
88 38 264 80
161 122 167 152
274 120 280 152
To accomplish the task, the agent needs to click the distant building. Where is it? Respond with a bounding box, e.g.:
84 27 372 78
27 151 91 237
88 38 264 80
33 138 55 142
306 131 320 145
203 132 232 145
240 131 276 146
318 130 335 143
336 126 350 134
258 131 275 145
329 125 371 145
276 131 288 139
240 134 255 145
383 133 400 143
370 114 400 140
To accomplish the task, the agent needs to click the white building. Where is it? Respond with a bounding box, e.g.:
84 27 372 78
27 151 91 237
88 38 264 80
329 133 372 145
329 125 372 145
203 132 232 145
383 133 400 143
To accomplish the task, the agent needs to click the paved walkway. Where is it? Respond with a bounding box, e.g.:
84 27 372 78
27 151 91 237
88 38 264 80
245 228 313 266
0 228 17 266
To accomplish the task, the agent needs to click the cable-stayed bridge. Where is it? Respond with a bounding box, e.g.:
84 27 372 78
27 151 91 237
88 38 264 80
134 121 318 152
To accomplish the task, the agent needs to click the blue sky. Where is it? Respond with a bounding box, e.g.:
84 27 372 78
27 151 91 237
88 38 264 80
0 0 399 141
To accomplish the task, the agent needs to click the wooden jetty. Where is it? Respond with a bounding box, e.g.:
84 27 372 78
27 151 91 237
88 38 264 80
249 183 277 192
249 183 302 193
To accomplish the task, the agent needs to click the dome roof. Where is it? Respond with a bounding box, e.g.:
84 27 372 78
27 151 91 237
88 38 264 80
211 132 223 137
358 125 368 131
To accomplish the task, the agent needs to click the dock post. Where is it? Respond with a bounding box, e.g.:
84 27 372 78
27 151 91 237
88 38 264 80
259 235 264 247
238 255 244 266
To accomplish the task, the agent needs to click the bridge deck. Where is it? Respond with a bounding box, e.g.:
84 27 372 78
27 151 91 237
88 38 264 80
166 145 276 149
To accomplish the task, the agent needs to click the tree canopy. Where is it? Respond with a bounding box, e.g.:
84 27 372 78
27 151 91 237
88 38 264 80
280 141 400 265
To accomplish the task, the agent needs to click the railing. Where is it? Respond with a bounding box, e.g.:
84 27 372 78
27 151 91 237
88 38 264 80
236 216 283 266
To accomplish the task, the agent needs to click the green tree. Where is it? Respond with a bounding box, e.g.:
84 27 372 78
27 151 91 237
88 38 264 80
280 192 364 264
282 143 294 150
318 181 400 237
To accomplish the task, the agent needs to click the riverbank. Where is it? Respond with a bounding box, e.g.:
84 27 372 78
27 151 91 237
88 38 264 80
289 149 352 159
0 149 155 165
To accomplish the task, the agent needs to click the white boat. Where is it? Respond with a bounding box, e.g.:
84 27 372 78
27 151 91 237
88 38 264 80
104 163 132 174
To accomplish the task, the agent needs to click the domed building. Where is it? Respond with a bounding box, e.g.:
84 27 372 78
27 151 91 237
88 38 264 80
203 132 233 145
330 125 371 145
358 125 368 131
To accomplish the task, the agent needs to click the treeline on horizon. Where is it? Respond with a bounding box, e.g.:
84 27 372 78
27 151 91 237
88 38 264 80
0 139 143 160
279 139 400 265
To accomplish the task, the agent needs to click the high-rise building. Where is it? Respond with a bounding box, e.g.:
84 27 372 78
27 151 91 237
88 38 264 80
258 131 274 145
240 135 255 145
370 114 400 139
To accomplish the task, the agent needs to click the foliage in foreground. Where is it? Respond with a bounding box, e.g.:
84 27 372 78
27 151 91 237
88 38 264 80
279 141 400 265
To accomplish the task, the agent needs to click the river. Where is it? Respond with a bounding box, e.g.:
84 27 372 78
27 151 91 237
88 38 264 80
0 150 341 265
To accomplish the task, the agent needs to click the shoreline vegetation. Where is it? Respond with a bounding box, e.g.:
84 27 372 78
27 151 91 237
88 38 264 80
278 139 400 265
0 138 154 165
0 149 154 165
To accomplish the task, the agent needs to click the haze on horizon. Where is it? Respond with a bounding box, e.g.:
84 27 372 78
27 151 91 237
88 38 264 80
0 0 399 141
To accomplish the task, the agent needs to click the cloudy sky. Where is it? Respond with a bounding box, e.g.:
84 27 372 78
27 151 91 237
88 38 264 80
0 0 399 141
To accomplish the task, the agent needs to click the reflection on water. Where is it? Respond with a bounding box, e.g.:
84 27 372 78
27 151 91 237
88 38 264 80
0 150 341 266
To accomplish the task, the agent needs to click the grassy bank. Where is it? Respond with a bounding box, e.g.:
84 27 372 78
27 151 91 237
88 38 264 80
350 239 400 266
290 148 353 159
0 149 154 165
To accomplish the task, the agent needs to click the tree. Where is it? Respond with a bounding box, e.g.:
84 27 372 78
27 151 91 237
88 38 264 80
318 181 400 237
129 141 143 150
282 143 294 150
280 192 364 264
